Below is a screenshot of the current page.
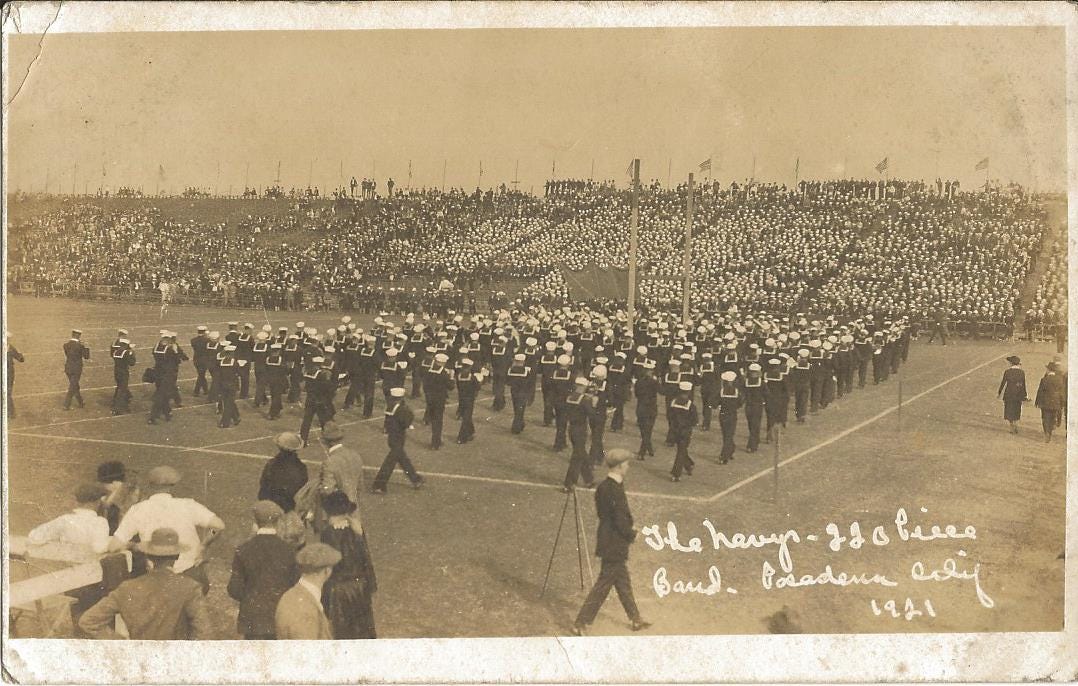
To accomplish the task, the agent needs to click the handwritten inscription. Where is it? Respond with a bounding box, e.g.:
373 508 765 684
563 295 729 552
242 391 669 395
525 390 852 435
643 507 992 621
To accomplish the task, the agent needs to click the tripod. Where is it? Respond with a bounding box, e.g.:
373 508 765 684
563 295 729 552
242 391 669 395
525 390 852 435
539 485 594 598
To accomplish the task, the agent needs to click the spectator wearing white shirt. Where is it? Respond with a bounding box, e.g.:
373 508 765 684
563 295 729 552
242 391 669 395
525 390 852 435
28 483 111 562
111 465 225 595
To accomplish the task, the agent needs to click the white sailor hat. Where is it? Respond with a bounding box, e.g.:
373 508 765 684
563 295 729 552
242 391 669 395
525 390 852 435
386 347 399 357
823 341 834 351
311 355 324 363
557 354 571 366
324 345 336 353
270 342 282 349
209 331 220 340
526 337 538 346
434 353 449 363
390 387 406 397
341 316 352 325
798 348 810 358
337 325 347 333
262 324 272 333
636 345 648 355
256 331 269 340
195 326 206 333
224 344 237 352
720 371 737 382
591 365 607 379
278 326 288 332
768 358 781 365
678 380 694 391
748 363 762 372
513 353 526 361
574 376 590 386
244 323 254 329
228 321 239 327
295 322 305 328
725 342 737 350
461 357 474 366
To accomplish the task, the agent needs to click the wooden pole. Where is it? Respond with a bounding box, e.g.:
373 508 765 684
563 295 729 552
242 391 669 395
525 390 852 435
667 158 672 188
71 163 77 196
627 159 641 326
681 172 694 321
442 160 447 192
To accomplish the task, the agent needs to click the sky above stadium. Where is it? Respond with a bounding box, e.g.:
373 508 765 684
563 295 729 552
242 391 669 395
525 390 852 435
6 25 1067 194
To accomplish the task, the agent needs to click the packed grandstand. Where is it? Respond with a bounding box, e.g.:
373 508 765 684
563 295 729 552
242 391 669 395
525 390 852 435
6 177 1062 336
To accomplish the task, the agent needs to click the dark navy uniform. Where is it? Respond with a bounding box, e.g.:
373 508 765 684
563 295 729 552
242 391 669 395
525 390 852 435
62 334 90 409
562 387 595 490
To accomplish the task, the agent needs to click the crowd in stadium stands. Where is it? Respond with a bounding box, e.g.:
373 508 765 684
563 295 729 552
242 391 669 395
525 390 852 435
1025 235 1068 337
8 178 1054 329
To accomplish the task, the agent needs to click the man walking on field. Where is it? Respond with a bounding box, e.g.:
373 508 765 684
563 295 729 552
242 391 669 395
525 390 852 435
570 449 652 636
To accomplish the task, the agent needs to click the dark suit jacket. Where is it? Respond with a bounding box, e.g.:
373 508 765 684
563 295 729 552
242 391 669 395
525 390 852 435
594 477 636 562
998 367 1027 401
63 339 89 374
1035 372 1065 411
227 533 300 638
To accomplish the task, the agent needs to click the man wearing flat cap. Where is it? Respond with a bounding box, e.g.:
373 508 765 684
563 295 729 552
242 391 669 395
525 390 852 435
227 501 299 639
80 527 212 640
275 543 341 640
570 449 651 636
112 465 225 595
62 328 90 410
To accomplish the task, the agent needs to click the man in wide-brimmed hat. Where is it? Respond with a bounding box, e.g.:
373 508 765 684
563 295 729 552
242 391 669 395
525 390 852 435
79 528 212 640
1035 360 1065 443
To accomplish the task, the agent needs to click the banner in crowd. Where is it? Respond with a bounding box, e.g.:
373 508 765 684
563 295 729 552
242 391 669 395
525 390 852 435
559 262 629 302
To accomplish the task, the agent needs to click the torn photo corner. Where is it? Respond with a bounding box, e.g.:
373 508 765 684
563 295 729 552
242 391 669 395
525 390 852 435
2 0 1077 683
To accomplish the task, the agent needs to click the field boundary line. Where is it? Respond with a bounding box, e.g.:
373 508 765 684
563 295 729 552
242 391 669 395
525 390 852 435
10 415 705 502
8 431 268 460
13 401 215 431
13 377 199 399
705 352 1007 503
194 392 496 450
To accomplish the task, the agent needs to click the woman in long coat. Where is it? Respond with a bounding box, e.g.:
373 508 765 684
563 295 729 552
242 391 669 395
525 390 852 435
997 355 1028 434
259 432 309 512
319 492 378 639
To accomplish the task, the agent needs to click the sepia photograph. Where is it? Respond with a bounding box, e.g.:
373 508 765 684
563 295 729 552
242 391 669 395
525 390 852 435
2 1 1075 683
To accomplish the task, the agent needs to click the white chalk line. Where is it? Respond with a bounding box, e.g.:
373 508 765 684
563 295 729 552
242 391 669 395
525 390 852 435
705 352 1007 503
12 377 199 399
7 402 706 503
6 353 1003 505
7 431 268 460
12 401 215 431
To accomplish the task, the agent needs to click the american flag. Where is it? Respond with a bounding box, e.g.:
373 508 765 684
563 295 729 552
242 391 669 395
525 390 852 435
875 156 889 174
974 157 989 171
626 160 634 179
699 157 712 173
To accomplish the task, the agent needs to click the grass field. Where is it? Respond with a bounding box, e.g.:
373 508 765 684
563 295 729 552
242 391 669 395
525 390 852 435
3 295 1067 637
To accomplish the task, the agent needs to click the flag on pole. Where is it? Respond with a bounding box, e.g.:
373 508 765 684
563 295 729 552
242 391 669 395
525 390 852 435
626 160 634 179
699 157 712 173
875 156 889 174
974 157 989 171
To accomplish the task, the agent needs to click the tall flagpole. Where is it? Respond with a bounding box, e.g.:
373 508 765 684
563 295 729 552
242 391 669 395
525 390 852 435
667 158 672 188
627 159 640 326
681 172 695 321
442 159 447 191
